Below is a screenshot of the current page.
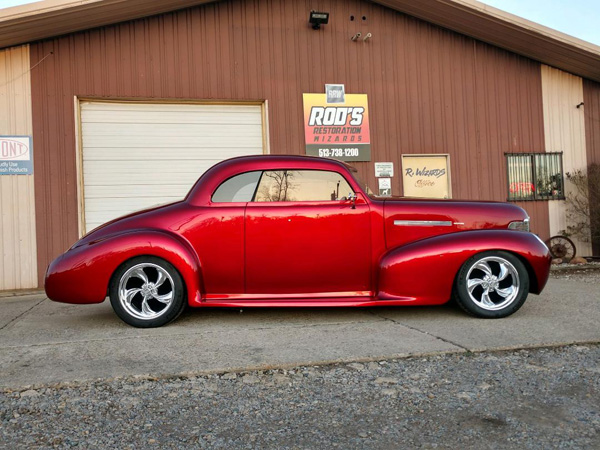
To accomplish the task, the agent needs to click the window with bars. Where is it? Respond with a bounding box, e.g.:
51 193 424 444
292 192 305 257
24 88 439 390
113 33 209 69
506 153 565 201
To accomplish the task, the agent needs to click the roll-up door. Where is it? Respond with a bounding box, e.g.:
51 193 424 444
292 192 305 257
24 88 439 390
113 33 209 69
80 101 265 232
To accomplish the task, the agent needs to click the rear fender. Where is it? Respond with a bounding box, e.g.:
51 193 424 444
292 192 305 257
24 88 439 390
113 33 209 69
45 230 203 306
377 230 551 304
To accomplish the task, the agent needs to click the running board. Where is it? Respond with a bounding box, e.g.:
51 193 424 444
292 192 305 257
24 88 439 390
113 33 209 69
200 297 418 308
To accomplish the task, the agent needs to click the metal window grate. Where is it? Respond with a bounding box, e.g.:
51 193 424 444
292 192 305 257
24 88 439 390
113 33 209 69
505 153 565 201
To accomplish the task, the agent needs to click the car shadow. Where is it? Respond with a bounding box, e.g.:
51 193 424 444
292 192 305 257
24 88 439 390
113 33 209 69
176 301 465 324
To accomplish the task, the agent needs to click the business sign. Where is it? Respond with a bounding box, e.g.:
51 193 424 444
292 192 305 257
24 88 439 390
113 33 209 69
375 162 394 178
303 91 371 161
325 84 345 103
402 154 450 199
378 177 392 197
0 136 33 175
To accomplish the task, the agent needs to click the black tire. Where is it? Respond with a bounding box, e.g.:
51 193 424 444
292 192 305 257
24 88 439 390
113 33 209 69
109 256 186 328
454 251 529 319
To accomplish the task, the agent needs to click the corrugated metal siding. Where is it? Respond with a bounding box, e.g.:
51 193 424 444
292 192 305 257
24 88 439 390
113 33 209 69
583 79 600 255
0 45 38 290
30 0 548 284
541 65 592 257
584 79 600 164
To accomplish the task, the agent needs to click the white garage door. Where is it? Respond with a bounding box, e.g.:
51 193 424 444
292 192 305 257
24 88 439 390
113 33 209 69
80 101 265 232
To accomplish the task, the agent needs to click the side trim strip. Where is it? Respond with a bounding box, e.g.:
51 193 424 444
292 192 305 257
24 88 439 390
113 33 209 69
394 220 453 227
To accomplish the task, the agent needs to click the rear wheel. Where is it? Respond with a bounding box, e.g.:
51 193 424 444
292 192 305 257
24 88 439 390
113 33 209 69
454 251 529 318
109 256 186 328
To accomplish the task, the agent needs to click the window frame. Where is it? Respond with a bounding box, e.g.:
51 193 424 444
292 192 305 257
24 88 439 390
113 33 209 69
505 152 565 202
250 168 356 203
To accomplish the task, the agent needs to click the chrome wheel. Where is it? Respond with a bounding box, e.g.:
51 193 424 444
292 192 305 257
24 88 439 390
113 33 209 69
118 263 174 320
466 256 520 311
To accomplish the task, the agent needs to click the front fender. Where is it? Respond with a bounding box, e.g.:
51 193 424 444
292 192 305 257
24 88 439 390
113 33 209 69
45 230 203 306
377 230 551 304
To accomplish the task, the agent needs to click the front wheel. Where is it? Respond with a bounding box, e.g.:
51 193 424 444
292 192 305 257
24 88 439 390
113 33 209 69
109 256 186 328
454 251 529 318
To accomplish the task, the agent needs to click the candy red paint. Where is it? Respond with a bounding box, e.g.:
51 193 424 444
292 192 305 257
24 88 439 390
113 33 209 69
45 155 551 308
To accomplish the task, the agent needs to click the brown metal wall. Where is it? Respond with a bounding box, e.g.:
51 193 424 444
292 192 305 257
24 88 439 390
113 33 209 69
583 79 600 254
584 79 600 164
30 0 548 285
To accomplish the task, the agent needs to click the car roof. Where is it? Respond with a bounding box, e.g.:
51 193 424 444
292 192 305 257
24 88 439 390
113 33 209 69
211 154 357 171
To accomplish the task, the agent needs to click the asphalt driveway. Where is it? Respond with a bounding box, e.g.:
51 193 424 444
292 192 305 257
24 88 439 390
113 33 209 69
1 270 599 389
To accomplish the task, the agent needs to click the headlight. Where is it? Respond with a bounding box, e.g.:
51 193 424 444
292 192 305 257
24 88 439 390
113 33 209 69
508 217 530 232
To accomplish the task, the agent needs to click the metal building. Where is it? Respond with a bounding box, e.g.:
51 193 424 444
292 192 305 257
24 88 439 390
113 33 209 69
1 0 599 291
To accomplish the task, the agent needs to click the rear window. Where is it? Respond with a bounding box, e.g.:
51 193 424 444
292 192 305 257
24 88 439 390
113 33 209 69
212 171 262 202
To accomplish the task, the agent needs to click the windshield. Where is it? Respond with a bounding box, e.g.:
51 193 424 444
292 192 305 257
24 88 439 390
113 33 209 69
351 171 375 197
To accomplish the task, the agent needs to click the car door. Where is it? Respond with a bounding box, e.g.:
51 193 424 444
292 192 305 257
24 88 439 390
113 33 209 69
245 169 371 296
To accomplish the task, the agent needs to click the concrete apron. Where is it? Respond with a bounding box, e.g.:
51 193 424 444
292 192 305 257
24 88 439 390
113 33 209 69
0 277 598 389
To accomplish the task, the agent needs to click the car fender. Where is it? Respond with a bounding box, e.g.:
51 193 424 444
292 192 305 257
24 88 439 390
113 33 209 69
377 230 551 304
45 229 204 306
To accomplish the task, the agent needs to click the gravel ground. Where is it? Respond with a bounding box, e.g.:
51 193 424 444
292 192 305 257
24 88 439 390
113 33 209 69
550 265 600 283
1 344 599 449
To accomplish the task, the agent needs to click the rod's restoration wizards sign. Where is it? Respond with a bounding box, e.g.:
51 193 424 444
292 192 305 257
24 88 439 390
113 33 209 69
0 136 33 175
303 92 371 161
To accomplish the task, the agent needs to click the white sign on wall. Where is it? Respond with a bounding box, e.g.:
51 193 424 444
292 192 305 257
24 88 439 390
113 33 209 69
401 154 450 199
375 162 394 178
0 136 33 175
378 177 392 197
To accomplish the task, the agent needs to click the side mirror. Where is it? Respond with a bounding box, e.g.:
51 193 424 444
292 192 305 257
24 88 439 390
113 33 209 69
348 192 357 209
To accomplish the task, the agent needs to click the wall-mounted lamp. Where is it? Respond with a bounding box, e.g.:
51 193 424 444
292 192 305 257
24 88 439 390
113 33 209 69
309 11 329 30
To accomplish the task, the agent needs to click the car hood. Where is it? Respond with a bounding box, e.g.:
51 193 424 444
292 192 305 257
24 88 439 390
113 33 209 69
381 197 529 250
382 197 529 228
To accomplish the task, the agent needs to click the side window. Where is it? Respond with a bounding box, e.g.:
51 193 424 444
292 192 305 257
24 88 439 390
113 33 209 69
212 171 262 202
254 170 354 202
506 153 564 201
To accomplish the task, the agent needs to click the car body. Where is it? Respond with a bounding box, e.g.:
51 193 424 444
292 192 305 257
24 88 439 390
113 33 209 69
45 155 551 327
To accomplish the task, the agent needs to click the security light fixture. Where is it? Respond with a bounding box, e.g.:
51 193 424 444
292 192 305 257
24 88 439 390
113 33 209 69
309 10 329 30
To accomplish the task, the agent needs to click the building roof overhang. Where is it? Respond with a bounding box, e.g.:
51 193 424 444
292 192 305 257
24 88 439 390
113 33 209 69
1 0 599 82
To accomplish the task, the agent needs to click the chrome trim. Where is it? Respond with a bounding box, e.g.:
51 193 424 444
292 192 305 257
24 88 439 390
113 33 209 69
508 217 530 232
394 220 453 227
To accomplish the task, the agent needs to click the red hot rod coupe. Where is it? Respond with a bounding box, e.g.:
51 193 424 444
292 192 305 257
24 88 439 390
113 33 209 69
45 155 551 327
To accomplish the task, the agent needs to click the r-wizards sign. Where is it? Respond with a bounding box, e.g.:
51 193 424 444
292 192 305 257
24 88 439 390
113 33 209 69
303 88 371 162
0 136 33 175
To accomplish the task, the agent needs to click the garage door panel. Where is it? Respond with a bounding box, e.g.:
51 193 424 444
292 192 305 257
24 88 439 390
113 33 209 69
85 184 193 198
84 161 221 177
84 172 201 186
83 147 263 160
85 197 181 212
82 135 263 148
82 102 262 113
81 102 264 233
82 122 263 137
82 111 262 125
